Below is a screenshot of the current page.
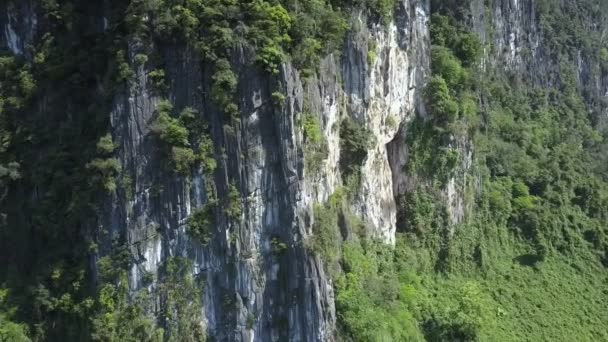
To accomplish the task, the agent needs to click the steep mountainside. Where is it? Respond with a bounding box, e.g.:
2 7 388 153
0 0 607 341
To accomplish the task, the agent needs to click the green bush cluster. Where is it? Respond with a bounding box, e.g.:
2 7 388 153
335 242 422 341
401 189 446 235
147 69 167 94
224 183 242 221
404 118 459 185
339 117 371 182
0 56 34 203
406 15 482 191
186 201 217 245
92 254 206 342
91 245 164 342
151 101 216 175
157 257 205 341
270 237 288 255
307 190 346 266
0 289 30 342
332 235 500 342
302 113 328 174
429 14 481 66
86 134 122 193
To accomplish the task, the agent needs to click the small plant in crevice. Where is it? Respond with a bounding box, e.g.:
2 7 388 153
246 312 256 330
271 91 286 107
367 39 378 67
141 270 154 286
270 236 288 255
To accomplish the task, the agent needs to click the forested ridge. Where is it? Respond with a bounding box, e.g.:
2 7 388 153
1 0 607 341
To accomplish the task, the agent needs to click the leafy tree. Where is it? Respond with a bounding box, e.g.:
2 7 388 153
0 289 30 342
425 75 459 124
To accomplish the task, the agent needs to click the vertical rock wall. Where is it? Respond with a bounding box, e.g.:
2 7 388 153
104 1 430 340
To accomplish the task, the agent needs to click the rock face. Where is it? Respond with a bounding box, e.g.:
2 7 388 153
470 0 607 119
1 0 606 341
105 1 430 340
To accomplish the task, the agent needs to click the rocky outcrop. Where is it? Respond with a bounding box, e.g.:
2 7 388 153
104 1 430 340
0 1 37 57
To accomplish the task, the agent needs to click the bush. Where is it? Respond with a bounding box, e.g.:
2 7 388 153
287 0 348 72
600 48 608 72
402 189 444 234
421 282 496 341
225 183 241 221
271 91 286 106
150 101 205 174
455 32 482 66
368 0 397 23
335 242 423 341
196 135 217 176
151 101 189 147
115 50 134 83
302 113 328 173
270 237 288 255
339 118 371 181
86 134 121 193
96 134 116 155
210 59 238 119
308 190 345 265
134 53 148 66
186 201 217 244
431 46 467 89
247 1 292 74
425 75 459 124
147 69 167 94
429 14 456 46
0 289 30 342
170 146 195 174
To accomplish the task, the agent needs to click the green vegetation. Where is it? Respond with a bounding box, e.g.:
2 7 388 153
147 69 168 94
157 257 205 342
115 50 135 84
86 134 121 193
151 101 193 174
302 113 328 174
92 251 205 342
91 251 163 342
270 237 288 255
0 289 30 342
335 242 422 341
151 101 216 175
186 201 217 245
332 8 608 342
1 0 607 340
225 183 242 221
308 191 344 266
312 6 608 342
339 117 371 182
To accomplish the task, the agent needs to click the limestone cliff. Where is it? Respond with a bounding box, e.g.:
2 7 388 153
1 0 606 341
